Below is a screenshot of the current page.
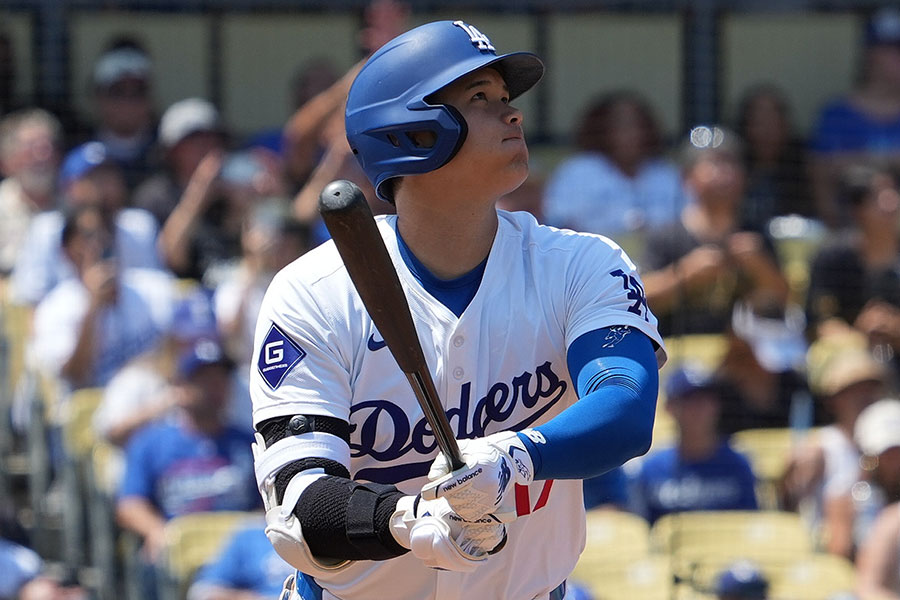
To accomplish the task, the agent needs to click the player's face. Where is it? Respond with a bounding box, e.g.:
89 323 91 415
430 67 529 198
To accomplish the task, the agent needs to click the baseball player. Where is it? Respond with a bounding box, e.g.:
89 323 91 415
251 20 667 600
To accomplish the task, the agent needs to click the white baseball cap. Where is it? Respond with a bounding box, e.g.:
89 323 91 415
855 398 900 457
158 98 223 149
93 47 151 88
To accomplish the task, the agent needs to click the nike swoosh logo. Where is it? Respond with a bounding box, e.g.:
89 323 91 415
367 333 387 351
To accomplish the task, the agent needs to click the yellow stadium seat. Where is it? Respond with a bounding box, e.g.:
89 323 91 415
576 554 674 600
769 553 856 600
0 277 31 399
160 511 260 600
62 387 104 459
669 552 854 600
572 509 652 580
661 335 728 372
730 428 799 484
650 510 814 576
731 427 818 509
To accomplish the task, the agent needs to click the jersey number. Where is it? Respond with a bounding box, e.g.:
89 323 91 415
515 480 554 516
610 269 649 321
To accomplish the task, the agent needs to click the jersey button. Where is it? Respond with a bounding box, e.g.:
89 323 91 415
453 336 464 347
453 367 464 379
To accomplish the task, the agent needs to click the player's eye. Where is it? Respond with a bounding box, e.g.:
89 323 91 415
501 96 510 105
471 92 487 101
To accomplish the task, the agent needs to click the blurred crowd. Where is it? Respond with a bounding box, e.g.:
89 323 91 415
4 3 900 600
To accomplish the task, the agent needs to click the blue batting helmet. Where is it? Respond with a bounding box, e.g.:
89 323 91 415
345 20 544 202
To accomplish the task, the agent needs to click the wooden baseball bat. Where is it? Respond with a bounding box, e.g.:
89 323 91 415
318 180 465 471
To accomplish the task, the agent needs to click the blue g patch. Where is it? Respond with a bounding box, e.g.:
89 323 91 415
257 323 306 390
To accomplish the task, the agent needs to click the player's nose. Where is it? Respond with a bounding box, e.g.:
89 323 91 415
504 104 524 127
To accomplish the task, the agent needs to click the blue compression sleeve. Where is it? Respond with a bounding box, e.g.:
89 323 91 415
518 327 659 480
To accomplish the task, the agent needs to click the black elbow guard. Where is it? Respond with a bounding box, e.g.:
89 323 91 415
295 476 407 561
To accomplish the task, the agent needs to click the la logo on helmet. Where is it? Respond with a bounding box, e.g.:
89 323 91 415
453 21 495 52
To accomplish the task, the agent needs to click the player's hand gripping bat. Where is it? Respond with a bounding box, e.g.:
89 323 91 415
318 180 465 471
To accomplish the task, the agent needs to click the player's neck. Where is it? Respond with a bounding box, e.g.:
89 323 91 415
395 197 498 280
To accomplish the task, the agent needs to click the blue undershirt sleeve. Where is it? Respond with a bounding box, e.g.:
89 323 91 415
517 326 659 480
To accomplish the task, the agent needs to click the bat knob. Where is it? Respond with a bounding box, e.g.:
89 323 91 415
319 180 366 213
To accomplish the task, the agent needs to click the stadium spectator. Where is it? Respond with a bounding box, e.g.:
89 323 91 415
857 495 900 600
133 97 227 228
805 164 900 379
582 465 629 511
627 362 758 524
782 330 888 558
714 560 770 600
847 399 900 580
28 203 172 389
542 91 685 242
186 515 294 600
154 105 292 281
288 0 408 231
9 140 162 306
640 125 790 337
0 537 86 600
115 338 260 597
809 7 900 228
89 38 160 190
0 108 62 273
735 83 812 227
213 199 310 373
715 298 812 434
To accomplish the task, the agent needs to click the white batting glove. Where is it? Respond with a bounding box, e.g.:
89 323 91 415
422 430 535 523
389 495 506 572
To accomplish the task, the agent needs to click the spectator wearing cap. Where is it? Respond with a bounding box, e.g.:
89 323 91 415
8 140 162 306
90 39 159 190
136 98 265 281
810 8 900 228
133 97 227 228
116 338 259 599
782 330 889 558
714 560 770 600
0 108 63 274
94 282 252 450
855 399 900 600
640 125 790 337
626 362 758 524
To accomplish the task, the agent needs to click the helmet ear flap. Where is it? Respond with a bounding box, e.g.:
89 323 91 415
441 104 468 167
375 106 468 204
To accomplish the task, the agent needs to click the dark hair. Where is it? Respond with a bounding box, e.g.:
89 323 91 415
574 90 663 157
101 35 149 58
838 163 895 207
735 83 792 142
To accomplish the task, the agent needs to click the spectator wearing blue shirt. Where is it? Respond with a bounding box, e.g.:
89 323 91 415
583 466 629 510
116 339 260 598
628 363 758 524
186 517 294 600
809 8 900 228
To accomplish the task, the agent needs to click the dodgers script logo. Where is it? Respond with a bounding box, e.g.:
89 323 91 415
351 361 567 483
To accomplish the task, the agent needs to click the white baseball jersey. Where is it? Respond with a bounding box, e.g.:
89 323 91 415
250 209 666 600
